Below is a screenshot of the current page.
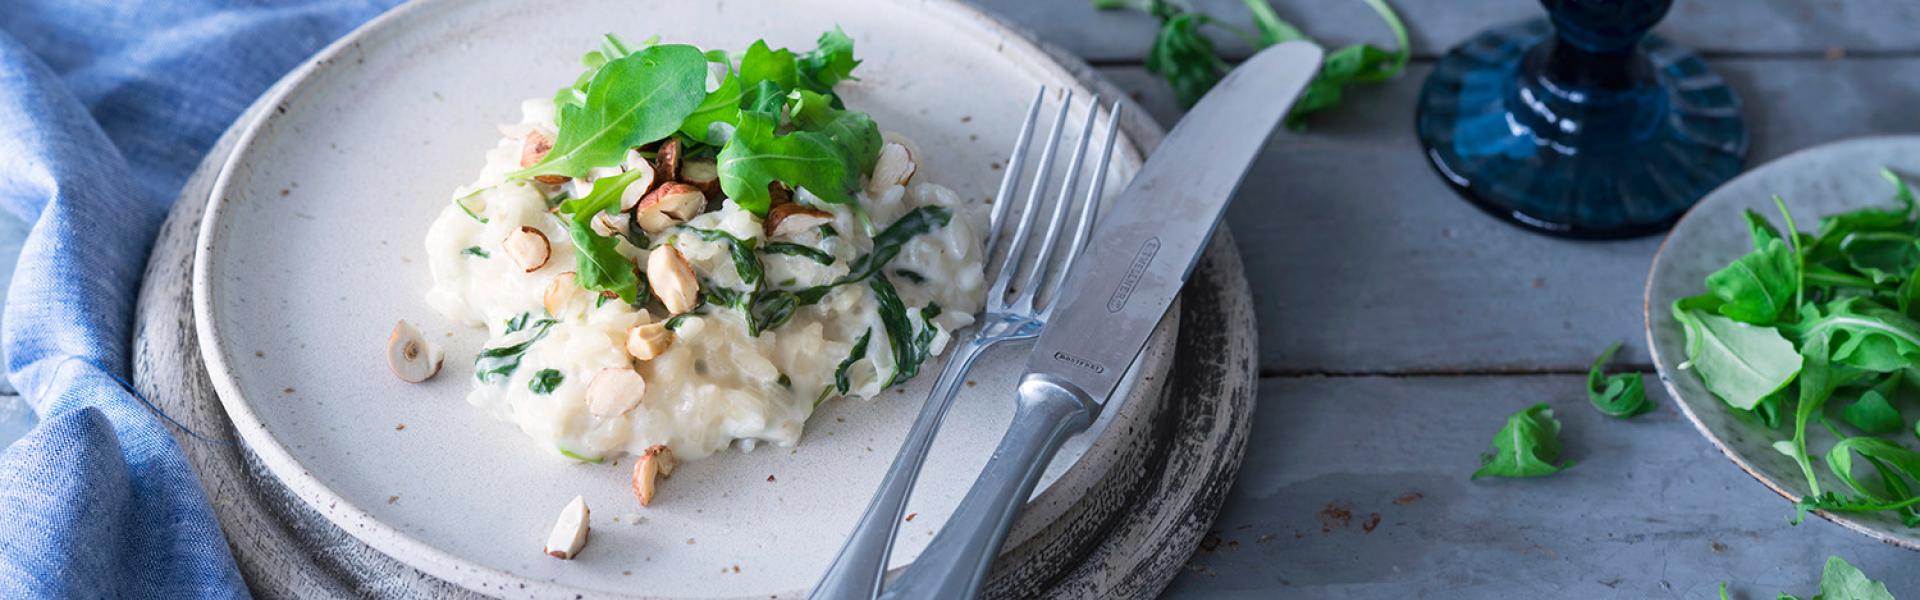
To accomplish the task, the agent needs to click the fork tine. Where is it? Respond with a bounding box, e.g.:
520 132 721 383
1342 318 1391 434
1017 95 1100 311
1044 101 1121 318
984 87 1046 256
987 89 1072 306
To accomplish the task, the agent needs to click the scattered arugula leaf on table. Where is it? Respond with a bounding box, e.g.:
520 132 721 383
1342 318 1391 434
1587 342 1652 418
1091 0 1409 128
1472 403 1570 479
1778 556 1897 600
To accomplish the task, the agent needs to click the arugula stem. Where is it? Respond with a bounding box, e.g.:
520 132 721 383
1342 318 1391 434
1774 195 1805 314
1238 0 1303 45
1793 391 1824 497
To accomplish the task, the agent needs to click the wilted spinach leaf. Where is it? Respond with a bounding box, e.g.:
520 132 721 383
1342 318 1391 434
529 369 565 394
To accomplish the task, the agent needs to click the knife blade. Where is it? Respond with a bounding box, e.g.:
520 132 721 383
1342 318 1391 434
875 41 1325 600
1028 40 1322 404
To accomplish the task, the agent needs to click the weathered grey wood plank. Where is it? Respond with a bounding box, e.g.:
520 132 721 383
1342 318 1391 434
1096 55 1920 374
1162 375 1920 599
979 0 1920 64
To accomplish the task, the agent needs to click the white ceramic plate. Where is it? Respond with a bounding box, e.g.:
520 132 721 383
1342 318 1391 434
192 0 1174 597
1647 136 1920 550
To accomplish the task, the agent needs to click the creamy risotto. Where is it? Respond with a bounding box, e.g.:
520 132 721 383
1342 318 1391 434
423 96 986 462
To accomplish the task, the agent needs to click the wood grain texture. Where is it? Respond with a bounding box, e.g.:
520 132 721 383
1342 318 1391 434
976 0 1920 63
1089 55 1920 375
1163 376 1920 599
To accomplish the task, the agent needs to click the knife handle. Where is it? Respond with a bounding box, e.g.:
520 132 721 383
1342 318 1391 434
879 374 1097 600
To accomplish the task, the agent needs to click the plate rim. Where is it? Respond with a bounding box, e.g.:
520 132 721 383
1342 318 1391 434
1643 134 1920 551
191 0 1177 596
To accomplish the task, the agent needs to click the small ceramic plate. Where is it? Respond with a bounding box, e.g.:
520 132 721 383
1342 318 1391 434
192 0 1174 597
1646 136 1920 549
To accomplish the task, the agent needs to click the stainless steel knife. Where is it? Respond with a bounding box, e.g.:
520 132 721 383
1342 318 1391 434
878 40 1325 599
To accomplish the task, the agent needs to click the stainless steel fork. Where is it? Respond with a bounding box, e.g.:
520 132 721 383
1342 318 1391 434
809 87 1121 600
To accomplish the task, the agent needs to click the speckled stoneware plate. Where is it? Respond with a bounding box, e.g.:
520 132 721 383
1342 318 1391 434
1647 136 1920 550
191 0 1173 597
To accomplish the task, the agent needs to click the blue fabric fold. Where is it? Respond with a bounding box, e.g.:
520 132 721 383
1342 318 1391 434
0 2 397 596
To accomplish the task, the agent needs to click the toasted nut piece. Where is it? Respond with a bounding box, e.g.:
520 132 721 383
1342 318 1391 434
387 320 444 383
633 182 707 234
543 272 581 316
521 131 570 185
617 149 659 211
633 444 675 507
647 245 700 314
680 159 720 198
866 142 917 195
767 182 792 207
882 131 922 166
764 203 835 239
592 210 631 238
543 495 590 560
654 138 681 183
585 367 647 417
504 226 551 272
625 323 674 361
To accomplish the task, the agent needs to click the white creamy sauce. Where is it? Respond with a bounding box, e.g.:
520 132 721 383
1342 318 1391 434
424 99 986 461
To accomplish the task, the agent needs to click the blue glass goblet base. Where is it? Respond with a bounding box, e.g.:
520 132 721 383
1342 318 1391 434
1415 19 1747 239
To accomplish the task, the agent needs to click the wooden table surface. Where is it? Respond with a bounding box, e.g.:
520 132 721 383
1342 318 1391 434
964 0 1920 598
0 1 1916 597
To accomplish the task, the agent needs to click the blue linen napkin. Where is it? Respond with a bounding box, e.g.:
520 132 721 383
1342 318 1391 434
0 2 396 596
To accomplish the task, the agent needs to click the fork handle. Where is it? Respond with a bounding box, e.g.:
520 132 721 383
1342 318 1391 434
810 338 992 600
878 374 1096 600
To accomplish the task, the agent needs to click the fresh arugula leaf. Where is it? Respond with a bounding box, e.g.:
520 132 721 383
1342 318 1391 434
1842 388 1904 434
835 329 873 395
567 219 640 305
474 318 556 383
763 241 835 265
529 369 565 395
1280 0 1409 128
1770 556 1895 600
680 50 744 144
718 110 876 215
1798 436 1920 527
1673 303 1804 410
1144 9 1231 108
1839 231 1920 284
556 168 651 303
1586 342 1651 418
1471 403 1570 479
1094 0 1409 127
1704 230 1799 325
1790 298 1920 373
1239 0 1303 44
740 40 797 90
796 27 860 102
462 246 490 259
516 44 709 178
